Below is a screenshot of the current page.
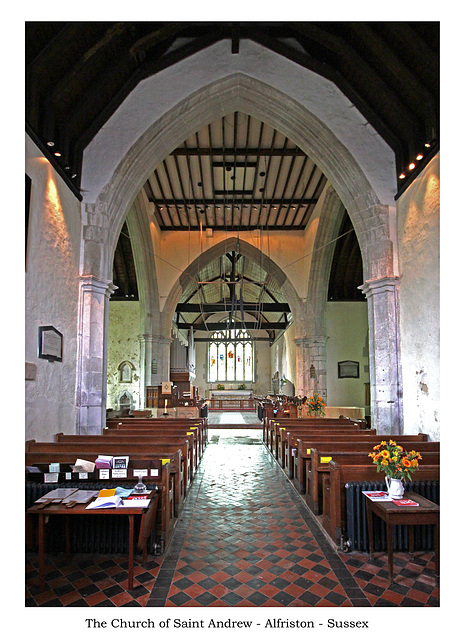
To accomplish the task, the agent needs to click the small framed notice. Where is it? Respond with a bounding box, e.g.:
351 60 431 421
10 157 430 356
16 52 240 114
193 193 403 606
38 325 63 362
338 360 359 379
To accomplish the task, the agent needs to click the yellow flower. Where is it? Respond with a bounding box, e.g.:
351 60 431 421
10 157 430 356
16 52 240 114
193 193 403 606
381 459 389 466
381 450 390 458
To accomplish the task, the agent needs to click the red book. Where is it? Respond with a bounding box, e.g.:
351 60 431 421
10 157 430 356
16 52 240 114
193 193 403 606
392 499 419 506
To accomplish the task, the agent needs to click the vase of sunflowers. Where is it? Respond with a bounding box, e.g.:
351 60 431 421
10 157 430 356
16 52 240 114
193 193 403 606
369 440 422 499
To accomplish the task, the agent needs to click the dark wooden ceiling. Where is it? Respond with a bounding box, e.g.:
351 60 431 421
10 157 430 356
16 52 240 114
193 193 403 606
26 22 439 197
143 113 327 231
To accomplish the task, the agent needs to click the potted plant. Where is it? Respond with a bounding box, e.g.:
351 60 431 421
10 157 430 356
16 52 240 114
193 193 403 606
368 440 422 499
305 391 326 417
238 383 246 390
217 383 225 390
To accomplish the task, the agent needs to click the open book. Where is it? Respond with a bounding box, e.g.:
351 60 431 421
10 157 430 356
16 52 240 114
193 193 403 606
85 495 123 509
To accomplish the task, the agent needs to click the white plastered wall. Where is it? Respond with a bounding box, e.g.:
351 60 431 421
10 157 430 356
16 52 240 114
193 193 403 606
25 135 82 441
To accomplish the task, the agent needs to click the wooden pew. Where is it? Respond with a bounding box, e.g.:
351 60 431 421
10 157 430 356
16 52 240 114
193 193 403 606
280 427 377 472
54 433 191 509
292 433 428 490
267 417 365 458
107 418 207 453
263 414 366 448
306 444 440 514
106 424 203 467
322 461 440 545
25 450 176 550
28 437 190 504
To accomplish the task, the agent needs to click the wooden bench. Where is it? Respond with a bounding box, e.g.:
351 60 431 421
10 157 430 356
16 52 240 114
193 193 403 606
53 433 192 509
267 417 365 457
306 444 440 514
280 427 377 473
263 415 364 449
106 418 207 454
27 439 189 511
292 433 429 492
25 451 176 551
321 461 440 545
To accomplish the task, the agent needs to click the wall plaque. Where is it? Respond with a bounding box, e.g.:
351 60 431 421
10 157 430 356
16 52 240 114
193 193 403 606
338 360 359 379
38 325 63 362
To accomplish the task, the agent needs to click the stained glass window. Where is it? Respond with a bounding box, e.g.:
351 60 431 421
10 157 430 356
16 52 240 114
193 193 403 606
208 328 254 382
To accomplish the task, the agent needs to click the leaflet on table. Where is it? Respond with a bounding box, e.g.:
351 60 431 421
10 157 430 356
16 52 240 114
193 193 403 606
362 491 392 501
392 499 419 506
62 490 99 504
120 499 151 508
35 488 79 503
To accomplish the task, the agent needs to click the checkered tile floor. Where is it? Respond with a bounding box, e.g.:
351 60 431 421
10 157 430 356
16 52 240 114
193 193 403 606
26 428 439 607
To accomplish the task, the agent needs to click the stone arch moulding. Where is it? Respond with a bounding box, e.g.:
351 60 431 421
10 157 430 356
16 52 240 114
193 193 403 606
87 73 395 284
160 236 304 339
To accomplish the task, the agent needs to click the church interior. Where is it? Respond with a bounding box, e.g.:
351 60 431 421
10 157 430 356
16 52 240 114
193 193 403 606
25 22 440 610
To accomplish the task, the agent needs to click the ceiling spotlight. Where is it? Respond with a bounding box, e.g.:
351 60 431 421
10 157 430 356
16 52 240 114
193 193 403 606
408 162 415 171
399 173 406 179
47 141 55 147
425 142 431 148
54 151 61 157
416 153 424 161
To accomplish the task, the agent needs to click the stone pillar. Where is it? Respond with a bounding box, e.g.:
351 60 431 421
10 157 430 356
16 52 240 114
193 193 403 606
307 336 328 403
75 275 117 434
359 276 403 435
138 334 172 408
294 338 310 396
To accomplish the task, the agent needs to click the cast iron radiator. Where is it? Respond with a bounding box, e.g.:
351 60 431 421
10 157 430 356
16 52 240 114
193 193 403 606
345 480 439 552
26 482 161 555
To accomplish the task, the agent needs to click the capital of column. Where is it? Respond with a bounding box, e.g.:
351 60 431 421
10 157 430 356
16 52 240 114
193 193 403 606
79 274 117 299
358 276 400 299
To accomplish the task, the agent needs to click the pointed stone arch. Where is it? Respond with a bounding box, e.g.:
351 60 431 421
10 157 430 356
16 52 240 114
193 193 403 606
160 237 304 338
86 73 394 285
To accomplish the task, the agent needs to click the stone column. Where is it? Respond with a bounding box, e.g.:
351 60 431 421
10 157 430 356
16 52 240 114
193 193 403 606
359 276 403 435
138 334 172 408
307 336 328 403
294 338 310 396
75 275 117 434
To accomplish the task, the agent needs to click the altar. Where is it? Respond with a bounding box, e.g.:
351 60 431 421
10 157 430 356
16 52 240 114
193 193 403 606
209 389 255 411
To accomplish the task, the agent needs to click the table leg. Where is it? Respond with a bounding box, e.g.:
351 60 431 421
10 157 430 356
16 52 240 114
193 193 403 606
65 515 71 559
127 515 135 591
434 520 440 583
408 524 415 556
387 525 394 583
366 502 374 559
38 514 45 589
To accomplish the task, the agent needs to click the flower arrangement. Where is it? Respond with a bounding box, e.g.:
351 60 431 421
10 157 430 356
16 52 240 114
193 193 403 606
368 440 422 481
217 383 225 390
238 383 246 390
305 391 326 416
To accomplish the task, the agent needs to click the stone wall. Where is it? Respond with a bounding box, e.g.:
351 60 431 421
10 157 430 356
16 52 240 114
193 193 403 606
397 154 440 439
106 301 141 411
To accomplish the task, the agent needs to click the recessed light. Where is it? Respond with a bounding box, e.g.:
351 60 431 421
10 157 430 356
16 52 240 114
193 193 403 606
47 141 55 147
408 163 415 171
399 173 406 179
416 154 424 161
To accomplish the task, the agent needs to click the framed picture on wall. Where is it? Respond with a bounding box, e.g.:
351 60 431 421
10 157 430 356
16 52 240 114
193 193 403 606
338 360 359 379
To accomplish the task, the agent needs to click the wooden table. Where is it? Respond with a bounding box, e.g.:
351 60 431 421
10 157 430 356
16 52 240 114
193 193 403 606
27 491 159 591
365 491 439 583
